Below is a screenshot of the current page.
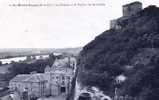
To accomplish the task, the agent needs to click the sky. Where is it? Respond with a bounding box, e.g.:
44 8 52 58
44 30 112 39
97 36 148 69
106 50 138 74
0 0 158 48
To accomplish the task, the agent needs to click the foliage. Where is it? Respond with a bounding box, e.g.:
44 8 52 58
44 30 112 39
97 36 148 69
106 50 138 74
8 59 50 76
78 6 159 99
8 53 56 76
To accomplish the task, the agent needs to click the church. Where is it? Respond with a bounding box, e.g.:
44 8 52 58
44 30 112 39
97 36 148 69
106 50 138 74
9 56 76 100
44 57 76 96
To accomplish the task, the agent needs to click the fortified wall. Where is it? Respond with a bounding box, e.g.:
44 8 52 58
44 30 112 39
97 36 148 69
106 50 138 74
110 1 142 29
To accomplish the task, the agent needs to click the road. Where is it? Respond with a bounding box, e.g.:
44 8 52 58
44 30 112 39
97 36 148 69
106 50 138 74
38 95 66 100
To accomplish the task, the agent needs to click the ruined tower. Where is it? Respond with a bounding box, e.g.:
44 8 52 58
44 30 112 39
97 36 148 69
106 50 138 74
110 1 143 29
123 1 142 17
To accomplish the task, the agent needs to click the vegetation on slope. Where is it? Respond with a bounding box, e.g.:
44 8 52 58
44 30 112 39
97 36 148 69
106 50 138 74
77 6 159 100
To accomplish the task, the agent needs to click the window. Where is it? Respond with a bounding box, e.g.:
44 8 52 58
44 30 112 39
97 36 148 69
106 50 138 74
62 76 65 80
62 81 65 85
56 76 58 79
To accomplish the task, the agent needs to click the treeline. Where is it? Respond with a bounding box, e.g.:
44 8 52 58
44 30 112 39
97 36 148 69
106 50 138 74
8 53 56 76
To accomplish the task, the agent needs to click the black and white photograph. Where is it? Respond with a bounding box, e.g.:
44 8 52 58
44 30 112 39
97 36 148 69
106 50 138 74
0 0 159 100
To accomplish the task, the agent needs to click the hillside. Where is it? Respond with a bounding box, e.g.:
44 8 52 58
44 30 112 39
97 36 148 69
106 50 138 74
77 5 159 100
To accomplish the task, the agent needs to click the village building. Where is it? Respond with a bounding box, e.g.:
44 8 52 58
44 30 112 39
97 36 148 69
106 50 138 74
9 56 76 99
9 74 47 100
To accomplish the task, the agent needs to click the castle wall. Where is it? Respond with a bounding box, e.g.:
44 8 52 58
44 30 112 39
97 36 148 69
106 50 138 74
110 19 117 29
110 19 122 30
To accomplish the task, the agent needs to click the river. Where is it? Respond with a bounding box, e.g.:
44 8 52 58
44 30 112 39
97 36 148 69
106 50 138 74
0 55 49 64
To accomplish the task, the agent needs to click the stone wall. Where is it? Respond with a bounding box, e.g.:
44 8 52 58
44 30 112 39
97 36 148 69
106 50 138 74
110 19 122 30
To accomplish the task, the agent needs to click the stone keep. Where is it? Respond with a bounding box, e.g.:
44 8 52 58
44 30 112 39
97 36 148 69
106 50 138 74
110 1 142 29
123 1 142 17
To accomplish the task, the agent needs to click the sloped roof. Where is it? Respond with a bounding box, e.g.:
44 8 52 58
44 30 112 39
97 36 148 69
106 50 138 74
11 74 47 83
10 74 30 82
25 74 46 82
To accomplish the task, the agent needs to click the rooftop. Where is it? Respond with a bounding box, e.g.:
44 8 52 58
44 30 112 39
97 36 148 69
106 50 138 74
10 73 46 83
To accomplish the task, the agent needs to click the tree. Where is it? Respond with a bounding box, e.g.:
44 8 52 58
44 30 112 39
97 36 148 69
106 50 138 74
0 61 2 66
8 59 50 76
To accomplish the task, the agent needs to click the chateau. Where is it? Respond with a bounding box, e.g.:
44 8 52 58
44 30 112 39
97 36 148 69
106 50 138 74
110 1 142 29
9 57 76 100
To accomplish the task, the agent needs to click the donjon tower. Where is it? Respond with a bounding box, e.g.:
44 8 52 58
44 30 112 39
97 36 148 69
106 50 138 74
123 1 142 17
110 1 142 29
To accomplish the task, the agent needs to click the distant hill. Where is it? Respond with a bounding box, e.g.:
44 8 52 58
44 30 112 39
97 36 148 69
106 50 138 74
0 47 82 59
77 5 159 100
